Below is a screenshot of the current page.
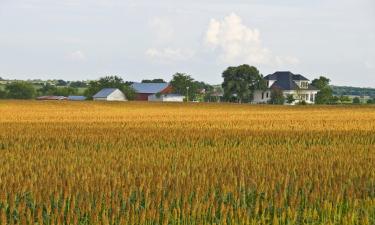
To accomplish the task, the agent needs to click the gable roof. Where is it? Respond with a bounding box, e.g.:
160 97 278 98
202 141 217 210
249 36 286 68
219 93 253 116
93 88 119 98
131 82 170 94
265 71 317 91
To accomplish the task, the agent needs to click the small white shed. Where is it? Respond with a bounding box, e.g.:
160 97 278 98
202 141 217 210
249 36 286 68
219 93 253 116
148 94 185 102
93 88 127 101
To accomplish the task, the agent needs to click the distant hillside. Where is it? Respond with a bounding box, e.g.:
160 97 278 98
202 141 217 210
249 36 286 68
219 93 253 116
332 86 375 97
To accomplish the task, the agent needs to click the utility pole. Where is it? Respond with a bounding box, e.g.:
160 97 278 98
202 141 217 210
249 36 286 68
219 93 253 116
186 86 190 102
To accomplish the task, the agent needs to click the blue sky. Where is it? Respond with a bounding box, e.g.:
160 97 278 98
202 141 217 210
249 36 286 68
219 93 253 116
0 0 374 87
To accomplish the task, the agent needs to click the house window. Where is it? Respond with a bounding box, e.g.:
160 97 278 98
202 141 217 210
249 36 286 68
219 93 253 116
300 82 308 89
299 94 309 100
310 94 314 102
261 92 264 99
266 92 269 98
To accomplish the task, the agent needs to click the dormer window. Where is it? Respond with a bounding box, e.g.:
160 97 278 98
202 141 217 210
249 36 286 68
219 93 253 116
300 81 309 89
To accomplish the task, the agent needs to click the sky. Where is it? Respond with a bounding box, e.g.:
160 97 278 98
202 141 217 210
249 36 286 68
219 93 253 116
0 0 374 87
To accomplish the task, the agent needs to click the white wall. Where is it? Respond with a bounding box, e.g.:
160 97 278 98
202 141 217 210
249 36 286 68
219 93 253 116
93 97 107 101
253 90 319 104
284 90 318 105
107 89 127 101
148 94 184 102
253 90 271 103
268 80 276 88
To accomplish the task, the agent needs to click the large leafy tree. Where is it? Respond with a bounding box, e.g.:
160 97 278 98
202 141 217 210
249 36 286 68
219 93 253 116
170 73 198 101
84 76 136 100
56 79 68 86
5 81 36 99
142 79 166 83
222 65 265 103
38 84 78 96
312 76 333 104
69 81 88 88
269 88 285 105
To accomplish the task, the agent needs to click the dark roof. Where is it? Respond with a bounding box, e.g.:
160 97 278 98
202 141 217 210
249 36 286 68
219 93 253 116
93 88 119 98
131 82 170 94
265 71 315 90
265 71 309 81
271 79 299 90
293 74 309 81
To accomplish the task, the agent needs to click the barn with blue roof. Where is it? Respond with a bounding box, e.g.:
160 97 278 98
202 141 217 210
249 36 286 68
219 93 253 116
131 82 173 101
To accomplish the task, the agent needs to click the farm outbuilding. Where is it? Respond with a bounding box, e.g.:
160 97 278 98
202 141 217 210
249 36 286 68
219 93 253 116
131 83 173 101
36 96 67 100
93 88 127 101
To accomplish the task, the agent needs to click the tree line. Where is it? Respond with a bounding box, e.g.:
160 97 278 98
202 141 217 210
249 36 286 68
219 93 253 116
0 73 215 101
1 65 374 104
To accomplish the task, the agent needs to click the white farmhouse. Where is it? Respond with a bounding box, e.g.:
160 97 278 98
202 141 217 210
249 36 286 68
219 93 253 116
148 94 185 102
93 88 127 101
253 71 319 104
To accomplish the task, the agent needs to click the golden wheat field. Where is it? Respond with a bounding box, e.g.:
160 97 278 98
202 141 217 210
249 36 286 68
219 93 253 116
0 101 374 225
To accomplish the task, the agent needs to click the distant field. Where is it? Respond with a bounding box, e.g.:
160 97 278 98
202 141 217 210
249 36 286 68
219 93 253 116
0 101 374 224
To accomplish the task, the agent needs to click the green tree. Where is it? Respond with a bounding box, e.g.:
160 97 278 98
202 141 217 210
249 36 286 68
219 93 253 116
70 81 88 88
56 80 68 86
286 94 295 104
84 76 136 100
5 82 36 99
330 96 340 104
0 89 7 99
170 73 197 101
54 87 78 96
222 65 265 103
142 79 166 83
269 88 285 105
312 76 333 104
339 95 351 103
352 97 361 104
38 84 57 96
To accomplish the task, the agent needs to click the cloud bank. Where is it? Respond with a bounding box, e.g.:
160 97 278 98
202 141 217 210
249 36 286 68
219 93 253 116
205 13 300 66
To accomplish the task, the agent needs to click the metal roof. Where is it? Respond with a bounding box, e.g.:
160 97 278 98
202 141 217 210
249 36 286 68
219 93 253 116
93 88 119 98
36 96 67 100
68 96 87 101
131 82 170 94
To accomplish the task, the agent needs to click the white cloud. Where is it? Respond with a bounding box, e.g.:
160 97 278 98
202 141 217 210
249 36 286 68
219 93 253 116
66 50 87 62
146 48 195 63
205 13 299 66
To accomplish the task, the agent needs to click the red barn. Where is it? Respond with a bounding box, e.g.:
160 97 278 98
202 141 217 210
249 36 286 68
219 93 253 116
131 82 173 101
